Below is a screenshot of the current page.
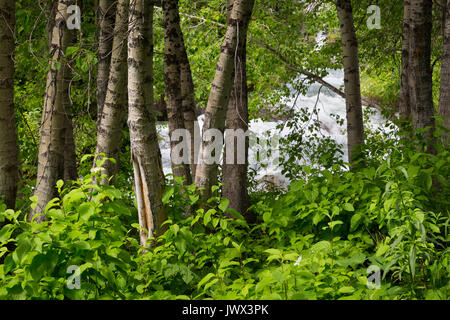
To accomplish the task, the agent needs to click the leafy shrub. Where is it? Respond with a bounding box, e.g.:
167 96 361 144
0 140 448 300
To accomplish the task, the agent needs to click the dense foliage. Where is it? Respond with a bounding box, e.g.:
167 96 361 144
0 0 448 301
1 135 448 300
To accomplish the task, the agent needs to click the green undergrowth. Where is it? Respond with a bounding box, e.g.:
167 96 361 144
0 147 448 300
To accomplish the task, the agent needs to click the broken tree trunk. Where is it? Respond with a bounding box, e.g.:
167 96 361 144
128 0 167 246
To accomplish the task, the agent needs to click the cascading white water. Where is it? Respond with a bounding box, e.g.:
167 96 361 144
157 69 392 187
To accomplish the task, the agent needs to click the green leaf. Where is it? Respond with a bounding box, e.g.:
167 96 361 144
338 286 355 294
204 209 215 226
398 166 408 179
332 205 340 216
198 273 216 288
409 246 416 279
328 220 343 229
425 174 432 191
336 252 366 268
218 198 229 212
263 211 271 222
343 203 354 212
78 202 95 221
350 213 362 232
0 224 14 243
16 239 31 264
74 241 91 250
56 180 64 190
203 278 219 291
80 154 94 163
29 195 39 209
376 243 389 257
170 224 180 236
264 248 282 256
407 165 420 179
136 284 146 294
29 254 48 280
162 187 174 204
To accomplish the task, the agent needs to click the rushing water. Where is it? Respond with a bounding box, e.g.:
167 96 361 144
157 69 392 187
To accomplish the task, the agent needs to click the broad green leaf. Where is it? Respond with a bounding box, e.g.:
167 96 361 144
343 203 354 212
376 243 389 257
338 286 355 294
162 187 174 204
0 224 14 243
218 198 229 212
198 273 216 288
79 202 95 221
350 213 362 232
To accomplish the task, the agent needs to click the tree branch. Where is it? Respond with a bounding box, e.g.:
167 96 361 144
179 12 383 111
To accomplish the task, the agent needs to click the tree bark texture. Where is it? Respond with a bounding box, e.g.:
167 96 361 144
439 0 450 145
163 0 192 184
95 0 129 182
409 0 435 152
0 0 19 209
194 0 255 202
222 0 251 221
399 0 411 123
128 0 167 246
97 0 115 118
177 14 199 180
29 0 76 222
336 0 365 167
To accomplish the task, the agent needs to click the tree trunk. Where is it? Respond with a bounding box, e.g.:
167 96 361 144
63 23 77 182
222 0 251 221
194 0 255 203
163 0 192 184
29 0 76 222
336 0 365 167
439 0 450 146
399 0 411 123
64 116 77 181
409 0 435 152
95 0 129 182
0 0 19 209
177 8 199 180
128 0 167 246
97 0 115 118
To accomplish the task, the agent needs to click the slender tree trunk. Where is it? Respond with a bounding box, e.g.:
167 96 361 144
177 20 199 180
409 0 435 152
63 21 77 182
97 0 115 118
64 116 77 181
95 0 129 182
128 0 167 246
399 0 411 123
30 0 75 222
175 6 199 180
194 0 255 203
163 0 192 184
336 0 365 167
46 0 77 183
222 0 251 221
439 0 450 145
0 0 19 209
